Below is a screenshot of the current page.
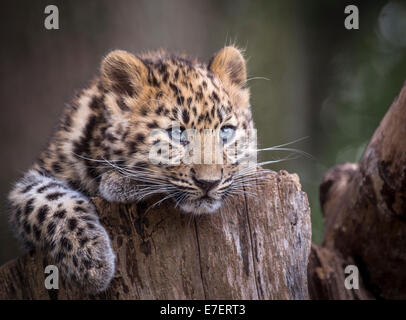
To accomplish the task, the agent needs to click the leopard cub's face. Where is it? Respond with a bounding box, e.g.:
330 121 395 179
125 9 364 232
100 47 256 214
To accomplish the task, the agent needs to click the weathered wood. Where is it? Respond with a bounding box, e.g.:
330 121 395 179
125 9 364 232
308 244 373 300
309 82 406 299
0 170 311 300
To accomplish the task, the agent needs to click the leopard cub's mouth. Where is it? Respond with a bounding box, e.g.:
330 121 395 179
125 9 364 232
178 196 222 215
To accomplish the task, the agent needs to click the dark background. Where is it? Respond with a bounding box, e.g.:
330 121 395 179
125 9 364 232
1 0 405 264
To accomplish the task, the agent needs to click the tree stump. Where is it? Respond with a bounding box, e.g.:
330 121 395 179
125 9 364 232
309 82 406 299
0 170 312 300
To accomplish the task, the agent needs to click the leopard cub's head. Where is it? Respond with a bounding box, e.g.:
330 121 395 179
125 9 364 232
100 46 256 214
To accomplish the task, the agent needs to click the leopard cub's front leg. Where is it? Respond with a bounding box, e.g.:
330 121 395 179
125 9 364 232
8 169 115 293
98 171 139 204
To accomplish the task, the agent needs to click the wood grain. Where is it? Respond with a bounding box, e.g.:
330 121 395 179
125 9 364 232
0 170 311 300
309 82 406 299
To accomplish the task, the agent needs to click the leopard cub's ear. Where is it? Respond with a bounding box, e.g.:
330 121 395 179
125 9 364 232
101 50 148 97
208 46 247 88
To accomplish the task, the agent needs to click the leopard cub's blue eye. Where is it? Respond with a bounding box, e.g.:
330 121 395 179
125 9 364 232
220 125 236 143
167 127 189 145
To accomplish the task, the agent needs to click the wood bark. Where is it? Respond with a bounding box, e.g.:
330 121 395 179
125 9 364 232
309 82 406 299
0 170 311 300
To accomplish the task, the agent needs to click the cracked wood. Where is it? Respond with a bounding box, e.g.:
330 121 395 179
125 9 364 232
0 170 311 300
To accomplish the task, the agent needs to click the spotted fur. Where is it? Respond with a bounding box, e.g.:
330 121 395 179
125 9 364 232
8 46 254 293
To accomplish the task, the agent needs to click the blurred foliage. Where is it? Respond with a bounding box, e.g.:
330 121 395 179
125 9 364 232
212 0 406 243
0 0 405 263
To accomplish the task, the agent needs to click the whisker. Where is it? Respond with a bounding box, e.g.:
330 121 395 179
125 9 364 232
257 154 301 167
255 147 314 160
243 76 270 84
72 153 123 163
258 136 309 150
145 192 178 213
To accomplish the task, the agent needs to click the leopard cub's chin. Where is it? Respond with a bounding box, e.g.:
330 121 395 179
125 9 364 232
179 199 222 215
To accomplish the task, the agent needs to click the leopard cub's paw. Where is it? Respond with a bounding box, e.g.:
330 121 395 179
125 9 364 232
99 171 138 203
56 223 116 294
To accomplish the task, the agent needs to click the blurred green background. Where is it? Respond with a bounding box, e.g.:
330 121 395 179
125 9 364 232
1 0 405 264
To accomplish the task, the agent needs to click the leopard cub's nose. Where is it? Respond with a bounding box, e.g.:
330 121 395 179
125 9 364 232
192 176 221 193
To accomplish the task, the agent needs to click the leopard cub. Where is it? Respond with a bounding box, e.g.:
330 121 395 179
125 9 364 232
8 46 254 293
